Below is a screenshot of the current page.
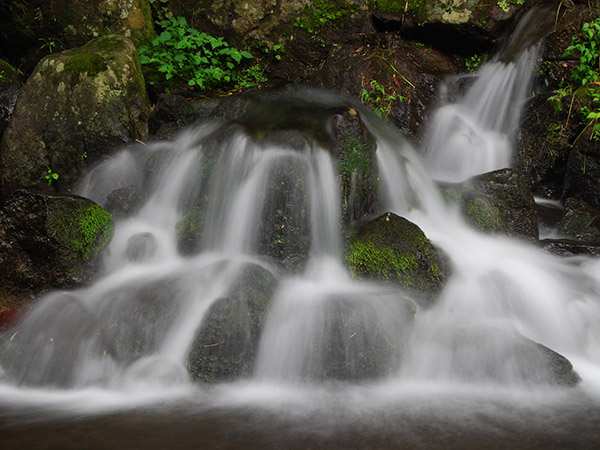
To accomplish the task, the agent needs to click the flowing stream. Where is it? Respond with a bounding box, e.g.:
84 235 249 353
2 11 600 450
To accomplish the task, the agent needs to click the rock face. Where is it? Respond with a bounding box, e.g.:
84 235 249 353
442 168 539 241
345 212 446 304
0 59 20 141
0 190 114 313
187 263 278 383
0 35 151 199
0 0 154 72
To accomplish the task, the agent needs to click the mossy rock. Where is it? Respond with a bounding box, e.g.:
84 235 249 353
0 190 114 312
557 198 600 242
442 168 539 241
0 35 150 198
345 212 446 305
176 208 206 256
187 263 278 383
0 59 21 143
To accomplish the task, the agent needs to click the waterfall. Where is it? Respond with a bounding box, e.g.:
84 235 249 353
1 12 600 442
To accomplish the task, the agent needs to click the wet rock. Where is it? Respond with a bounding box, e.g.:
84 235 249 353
316 292 416 381
536 342 581 387
187 263 278 383
0 59 20 141
563 132 600 210
345 212 446 305
370 0 548 55
0 35 151 198
176 208 205 256
0 0 155 73
557 197 600 242
148 94 214 138
442 168 539 241
540 239 600 257
104 186 143 218
0 190 114 313
308 39 459 144
126 232 158 262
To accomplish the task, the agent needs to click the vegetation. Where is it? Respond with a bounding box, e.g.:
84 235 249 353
548 18 600 141
497 0 524 13
346 240 416 281
360 79 401 119
292 0 357 38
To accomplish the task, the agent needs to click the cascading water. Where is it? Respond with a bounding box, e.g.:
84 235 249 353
2 11 600 449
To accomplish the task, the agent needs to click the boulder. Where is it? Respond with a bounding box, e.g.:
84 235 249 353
345 212 446 305
308 39 459 144
370 0 551 54
0 190 114 313
187 263 278 383
0 0 155 73
442 168 539 241
557 197 600 242
0 35 151 199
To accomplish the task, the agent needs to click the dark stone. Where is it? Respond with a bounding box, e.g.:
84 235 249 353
105 186 143 218
126 232 158 262
557 197 600 242
187 263 278 383
148 94 210 138
345 212 447 305
443 168 539 241
540 239 600 257
0 190 114 313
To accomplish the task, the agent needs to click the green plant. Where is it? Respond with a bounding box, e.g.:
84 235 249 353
548 18 600 143
465 53 487 73
46 168 59 186
38 37 57 54
360 79 402 119
497 0 523 13
139 14 253 89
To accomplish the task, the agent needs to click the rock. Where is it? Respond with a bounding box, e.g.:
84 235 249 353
540 239 600 257
345 212 446 305
126 232 158 262
104 186 143 218
370 0 549 55
0 0 155 73
308 39 459 144
0 190 114 313
0 35 151 199
314 292 416 380
332 107 380 225
187 263 278 383
563 132 600 210
442 168 539 241
536 342 581 386
0 59 20 141
148 94 214 138
176 208 205 256
557 198 600 242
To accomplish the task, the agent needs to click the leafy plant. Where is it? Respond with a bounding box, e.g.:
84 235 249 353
547 18 600 145
138 14 253 90
46 168 59 186
360 79 402 120
497 0 523 13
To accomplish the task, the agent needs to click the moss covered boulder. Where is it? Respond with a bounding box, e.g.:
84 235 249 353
0 35 150 199
0 190 114 313
345 212 446 304
442 168 539 241
557 198 600 242
187 263 278 383
0 0 154 73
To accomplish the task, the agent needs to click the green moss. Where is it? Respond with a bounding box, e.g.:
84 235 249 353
292 0 357 37
340 137 370 176
464 196 502 233
64 53 107 77
49 202 114 261
372 0 427 19
346 240 417 282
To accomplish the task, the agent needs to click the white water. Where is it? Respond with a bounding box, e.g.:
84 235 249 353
2 22 600 438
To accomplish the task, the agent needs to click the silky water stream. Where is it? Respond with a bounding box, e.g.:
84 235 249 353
2 26 600 450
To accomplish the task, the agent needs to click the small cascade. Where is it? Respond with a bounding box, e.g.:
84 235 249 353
423 9 545 183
